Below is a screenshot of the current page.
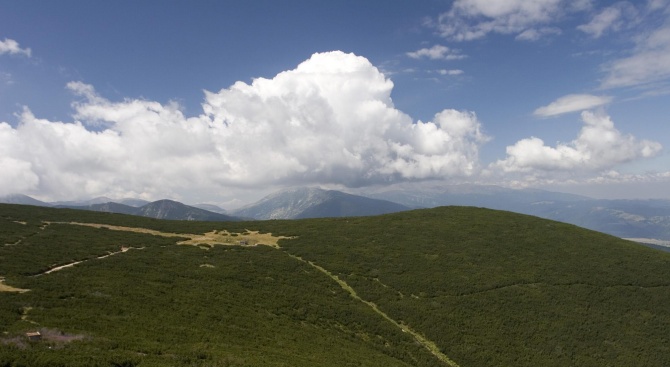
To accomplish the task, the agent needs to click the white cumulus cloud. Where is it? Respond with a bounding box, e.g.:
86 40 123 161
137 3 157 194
492 111 662 174
534 94 613 117
0 51 489 201
0 38 31 57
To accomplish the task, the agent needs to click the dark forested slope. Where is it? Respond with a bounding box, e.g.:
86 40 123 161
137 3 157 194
1 204 669 367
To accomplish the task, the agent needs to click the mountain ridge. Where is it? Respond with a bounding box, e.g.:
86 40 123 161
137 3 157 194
3 185 670 239
231 187 410 219
59 199 241 222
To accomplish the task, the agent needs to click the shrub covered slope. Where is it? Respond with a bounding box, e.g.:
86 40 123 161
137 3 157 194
0 204 669 366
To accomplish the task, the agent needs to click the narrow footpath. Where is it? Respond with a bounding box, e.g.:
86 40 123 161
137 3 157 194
287 253 461 367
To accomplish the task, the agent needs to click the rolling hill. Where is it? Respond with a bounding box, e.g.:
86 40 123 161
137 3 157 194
363 184 670 241
1 203 669 366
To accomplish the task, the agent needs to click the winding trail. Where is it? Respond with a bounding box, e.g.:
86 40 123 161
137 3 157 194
287 253 460 367
36 246 141 276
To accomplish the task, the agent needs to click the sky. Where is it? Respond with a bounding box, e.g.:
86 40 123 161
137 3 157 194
1 0 669 207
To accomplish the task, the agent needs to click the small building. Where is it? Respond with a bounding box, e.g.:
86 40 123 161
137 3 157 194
26 331 41 341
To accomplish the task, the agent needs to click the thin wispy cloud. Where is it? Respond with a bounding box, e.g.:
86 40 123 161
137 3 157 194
601 22 670 89
534 94 612 117
0 38 31 57
430 0 582 41
437 69 464 76
577 3 632 38
406 45 466 60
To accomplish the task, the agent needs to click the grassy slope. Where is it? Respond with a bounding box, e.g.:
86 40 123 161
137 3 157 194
1 204 669 366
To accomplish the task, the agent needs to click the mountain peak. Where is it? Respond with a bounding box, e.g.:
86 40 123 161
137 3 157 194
0 194 50 207
233 187 409 220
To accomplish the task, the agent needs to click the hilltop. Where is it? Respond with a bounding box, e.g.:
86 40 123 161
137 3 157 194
0 204 669 366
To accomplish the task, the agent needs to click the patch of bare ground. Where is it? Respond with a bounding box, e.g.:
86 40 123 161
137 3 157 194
20 306 38 324
0 277 29 293
177 229 292 249
39 328 86 344
2 328 86 349
52 222 293 249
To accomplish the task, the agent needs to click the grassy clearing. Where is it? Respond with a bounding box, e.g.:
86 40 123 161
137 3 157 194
58 222 291 249
177 229 292 248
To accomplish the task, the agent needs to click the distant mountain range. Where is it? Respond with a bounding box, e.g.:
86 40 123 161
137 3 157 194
231 187 410 219
3 185 670 242
363 184 588 210
60 199 240 222
192 203 227 214
0 194 239 222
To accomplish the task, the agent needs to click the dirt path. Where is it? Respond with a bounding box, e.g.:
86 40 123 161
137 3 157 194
287 253 460 367
37 246 140 276
48 222 188 238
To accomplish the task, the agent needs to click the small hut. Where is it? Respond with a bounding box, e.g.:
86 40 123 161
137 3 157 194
26 331 41 341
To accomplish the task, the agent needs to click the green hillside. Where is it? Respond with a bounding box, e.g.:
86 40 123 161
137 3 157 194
1 204 669 366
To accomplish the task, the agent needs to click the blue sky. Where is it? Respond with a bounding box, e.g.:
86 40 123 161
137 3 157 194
1 0 669 206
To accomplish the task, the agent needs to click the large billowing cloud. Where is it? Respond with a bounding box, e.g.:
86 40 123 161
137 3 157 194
492 111 662 174
0 51 488 200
